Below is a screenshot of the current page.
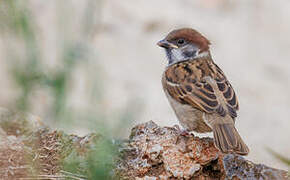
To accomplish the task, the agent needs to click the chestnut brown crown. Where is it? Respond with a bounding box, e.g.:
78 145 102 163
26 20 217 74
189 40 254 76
165 28 211 52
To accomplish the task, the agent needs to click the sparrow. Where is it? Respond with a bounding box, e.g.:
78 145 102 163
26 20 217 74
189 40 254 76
157 28 249 155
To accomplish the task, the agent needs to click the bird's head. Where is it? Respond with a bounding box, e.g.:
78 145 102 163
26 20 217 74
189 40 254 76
157 28 211 66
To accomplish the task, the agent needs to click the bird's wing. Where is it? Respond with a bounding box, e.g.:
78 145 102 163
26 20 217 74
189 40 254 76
163 63 239 119
214 64 239 118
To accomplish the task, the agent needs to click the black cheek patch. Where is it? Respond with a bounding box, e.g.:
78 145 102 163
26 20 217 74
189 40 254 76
182 50 196 58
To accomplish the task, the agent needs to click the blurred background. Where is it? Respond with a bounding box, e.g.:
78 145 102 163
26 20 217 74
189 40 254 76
0 0 289 170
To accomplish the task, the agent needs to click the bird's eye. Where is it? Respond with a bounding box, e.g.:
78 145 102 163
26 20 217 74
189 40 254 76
177 39 185 45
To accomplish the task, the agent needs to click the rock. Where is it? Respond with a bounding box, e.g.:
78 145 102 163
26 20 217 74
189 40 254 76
0 109 288 179
223 154 289 180
117 121 289 180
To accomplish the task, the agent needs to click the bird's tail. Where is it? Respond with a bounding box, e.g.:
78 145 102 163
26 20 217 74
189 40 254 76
213 123 249 155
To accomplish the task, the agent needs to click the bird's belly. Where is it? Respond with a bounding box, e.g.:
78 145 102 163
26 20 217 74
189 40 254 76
166 93 212 133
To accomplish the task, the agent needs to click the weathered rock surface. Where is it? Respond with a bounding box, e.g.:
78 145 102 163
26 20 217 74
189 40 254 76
116 121 289 180
0 109 288 179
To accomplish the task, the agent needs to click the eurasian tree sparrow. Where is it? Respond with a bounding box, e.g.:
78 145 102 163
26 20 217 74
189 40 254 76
158 28 249 155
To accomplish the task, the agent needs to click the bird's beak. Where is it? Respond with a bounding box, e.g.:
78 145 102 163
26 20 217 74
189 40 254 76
157 39 178 49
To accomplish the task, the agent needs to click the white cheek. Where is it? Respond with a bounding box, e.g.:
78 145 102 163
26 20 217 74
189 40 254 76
171 49 185 61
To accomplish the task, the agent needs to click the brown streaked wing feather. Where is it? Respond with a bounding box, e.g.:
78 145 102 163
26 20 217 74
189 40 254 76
163 63 221 115
214 64 239 118
163 61 239 119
